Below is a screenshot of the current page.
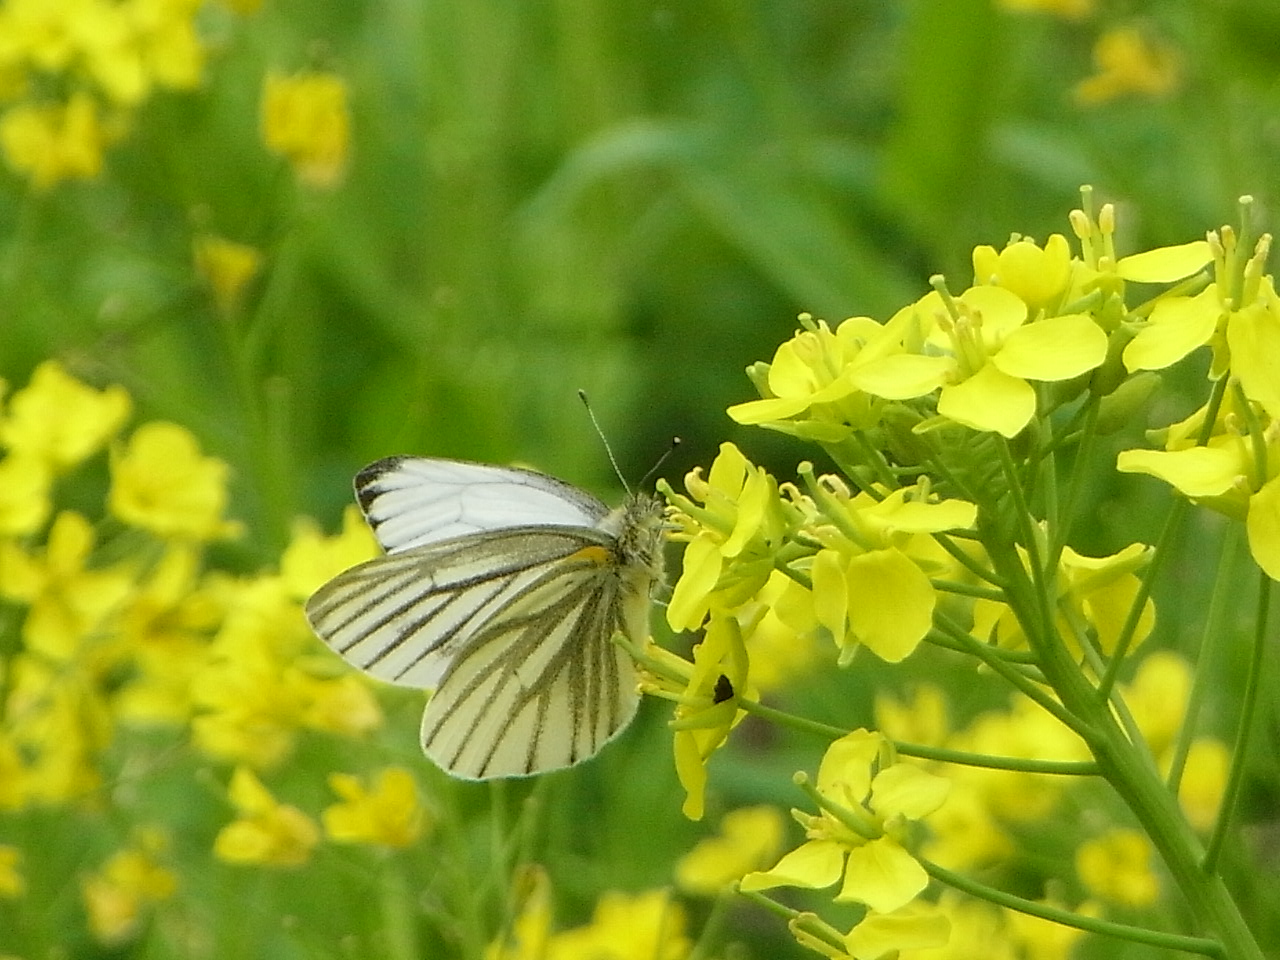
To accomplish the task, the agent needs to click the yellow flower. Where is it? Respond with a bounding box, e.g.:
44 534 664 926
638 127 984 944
261 70 351 189
662 442 800 633
0 92 113 189
803 478 975 665
1075 828 1159 907
490 873 690 960
112 546 226 725
741 730 949 915
1123 650 1190 758
213 767 319 867
0 845 23 899
192 575 382 767
641 613 750 821
322 767 427 849
874 685 950 750
726 314 904 441
0 454 52 535
81 834 177 945
5 653 111 804
280 505 379 600
0 511 135 662
109 421 242 540
1117 395 1280 579
1177 737 1228 833
193 234 264 316
971 234 1073 314
844 901 951 960
0 360 131 470
675 805 786 895
547 889 690 960
947 696 1088 824
1074 27 1179 106
922 285 1108 438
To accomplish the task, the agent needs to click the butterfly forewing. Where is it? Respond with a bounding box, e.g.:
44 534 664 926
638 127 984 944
305 527 615 691
356 457 610 554
304 456 666 780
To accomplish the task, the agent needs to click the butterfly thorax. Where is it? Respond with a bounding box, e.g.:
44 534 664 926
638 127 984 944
599 492 666 585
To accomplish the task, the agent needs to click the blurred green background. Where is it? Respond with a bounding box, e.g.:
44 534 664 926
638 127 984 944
4 0 1280 956
8 0 1280 551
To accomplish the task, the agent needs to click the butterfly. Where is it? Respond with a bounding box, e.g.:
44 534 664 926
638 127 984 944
304 456 666 779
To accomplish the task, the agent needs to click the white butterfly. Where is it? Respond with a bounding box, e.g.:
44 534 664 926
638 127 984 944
304 456 665 779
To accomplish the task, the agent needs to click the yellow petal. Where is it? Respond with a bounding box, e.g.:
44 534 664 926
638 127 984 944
837 836 929 914
845 550 934 662
666 534 722 632
850 353 953 400
869 764 950 820
1246 475 1280 581
845 903 951 960
1115 447 1241 498
1226 300 1280 417
937 365 1036 438
993 314 1107 381
1116 241 1213 283
740 839 846 892
1123 289 1220 372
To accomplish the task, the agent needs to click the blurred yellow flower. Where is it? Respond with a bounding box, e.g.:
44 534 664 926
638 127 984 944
1075 27 1179 105
213 767 319 867
193 234 264 316
675 805 786 895
0 511 135 663
323 767 427 849
1177 737 1228 833
81 835 177 945
1075 828 1159 907
548 889 690 960
0 92 112 188
261 70 351 189
280 505 379 600
109 421 242 540
0 360 131 470
0 453 51 535
0 845 23 899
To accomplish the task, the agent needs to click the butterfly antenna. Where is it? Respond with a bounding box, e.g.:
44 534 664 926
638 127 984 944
638 435 681 489
578 389 631 495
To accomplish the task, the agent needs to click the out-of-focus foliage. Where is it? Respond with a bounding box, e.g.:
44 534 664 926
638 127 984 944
2 0 1280 958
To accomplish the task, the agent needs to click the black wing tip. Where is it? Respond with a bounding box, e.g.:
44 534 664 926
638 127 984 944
355 456 412 510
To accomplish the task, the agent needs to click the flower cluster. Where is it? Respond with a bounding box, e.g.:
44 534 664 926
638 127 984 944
487 867 691 960
650 193 1269 959
0 361 432 945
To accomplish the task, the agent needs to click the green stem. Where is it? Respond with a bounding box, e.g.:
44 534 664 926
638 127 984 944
932 612 1086 735
1045 396 1100 572
733 697 1098 775
919 856 1225 958
893 740 1098 776
380 856 422 960
1202 567 1271 874
1166 523 1240 793
1057 673 1266 960
1097 498 1189 700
